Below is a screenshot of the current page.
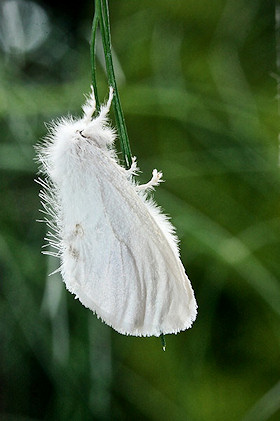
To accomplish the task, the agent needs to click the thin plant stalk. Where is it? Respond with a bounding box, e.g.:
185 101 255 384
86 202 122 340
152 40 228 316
91 0 132 168
90 1 101 111
275 1 280 165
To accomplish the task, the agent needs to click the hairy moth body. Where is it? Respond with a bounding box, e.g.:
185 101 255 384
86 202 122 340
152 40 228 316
36 87 197 337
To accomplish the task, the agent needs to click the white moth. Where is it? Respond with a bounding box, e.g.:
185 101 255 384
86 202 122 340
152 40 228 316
36 87 197 337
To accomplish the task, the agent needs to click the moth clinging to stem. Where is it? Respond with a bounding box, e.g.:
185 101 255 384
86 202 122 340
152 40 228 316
36 86 197 338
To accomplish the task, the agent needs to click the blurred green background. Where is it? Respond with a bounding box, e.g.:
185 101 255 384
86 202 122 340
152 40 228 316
0 0 279 420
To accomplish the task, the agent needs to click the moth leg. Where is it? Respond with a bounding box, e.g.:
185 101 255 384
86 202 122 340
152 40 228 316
136 169 163 191
126 156 139 177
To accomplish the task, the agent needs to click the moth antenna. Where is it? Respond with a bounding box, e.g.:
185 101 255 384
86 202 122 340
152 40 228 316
82 85 96 121
98 86 114 119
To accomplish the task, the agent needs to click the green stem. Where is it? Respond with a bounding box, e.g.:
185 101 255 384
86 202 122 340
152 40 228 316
97 0 132 168
90 1 100 111
160 333 166 351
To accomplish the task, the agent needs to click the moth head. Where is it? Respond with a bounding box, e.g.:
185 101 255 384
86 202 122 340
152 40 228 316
78 86 115 149
77 118 116 149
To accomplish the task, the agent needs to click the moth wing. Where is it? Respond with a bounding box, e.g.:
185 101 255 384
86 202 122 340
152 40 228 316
61 154 197 337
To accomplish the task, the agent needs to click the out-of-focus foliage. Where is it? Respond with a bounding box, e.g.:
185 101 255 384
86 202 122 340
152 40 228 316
0 0 279 420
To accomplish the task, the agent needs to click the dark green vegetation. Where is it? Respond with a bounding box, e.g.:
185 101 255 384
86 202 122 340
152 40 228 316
0 1 279 420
